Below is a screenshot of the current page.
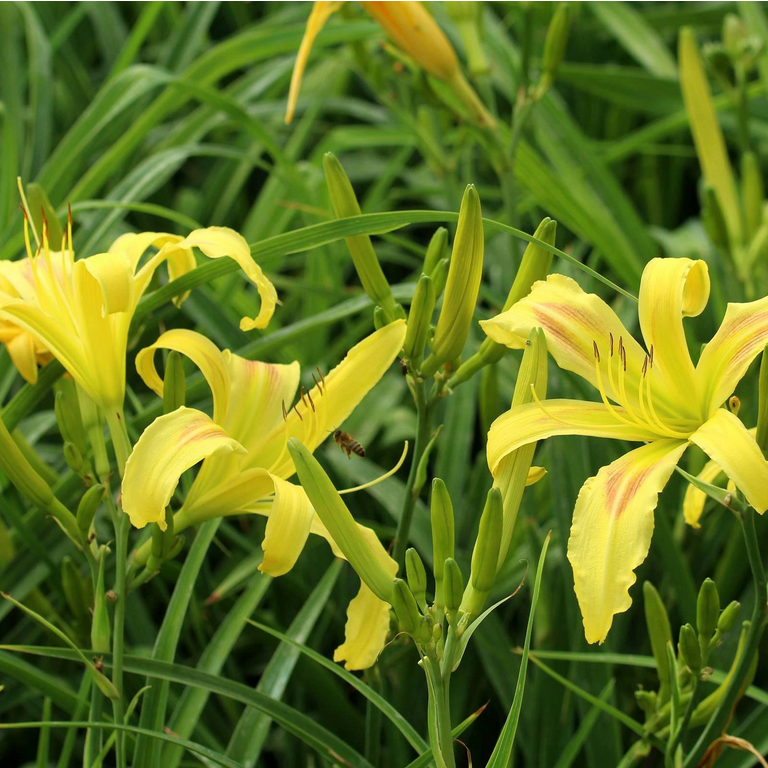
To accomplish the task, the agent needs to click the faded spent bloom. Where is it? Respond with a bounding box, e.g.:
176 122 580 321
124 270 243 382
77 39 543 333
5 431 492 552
482 257 768 644
0 211 276 419
123 321 407 670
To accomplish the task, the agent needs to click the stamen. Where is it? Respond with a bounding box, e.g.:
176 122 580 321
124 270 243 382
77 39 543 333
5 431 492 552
300 386 308 408
317 367 325 392
528 384 624 430
594 353 645 429
592 340 600 363
645 368 690 438
312 372 320 392
649 345 654 368
609 333 614 357
307 388 315 412
615 348 644 427
293 403 303 421
637 359 652 425
16 178 39 247
338 442 409 495
282 399 287 421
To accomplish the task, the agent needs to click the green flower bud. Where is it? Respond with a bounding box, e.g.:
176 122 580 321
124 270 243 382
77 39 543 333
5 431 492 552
423 227 449 276
0 413 54 510
742 152 764 242
91 552 111 654
373 306 388 330
703 42 734 85
644 581 673 701
76 483 105 537
430 258 449 299
539 4 571 96
422 185 484 375
288 438 395 603
163 351 186 414
634 689 657 716
716 600 741 636
418 616 434 645
447 2 490 76
27 183 64 250
165 534 186 563
723 14 749 61
757 349 768 453
431 479 455 610
679 623 702 673
405 548 428 612
701 184 730 254
392 578 421 636
323 152 399 320
63 442 85 476
54 380 87 456
697 578 720 641
403 274 436 362
443 557 464 621
460 487 503 621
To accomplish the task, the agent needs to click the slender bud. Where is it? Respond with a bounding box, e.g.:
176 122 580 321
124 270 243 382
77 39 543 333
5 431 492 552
443 557 463 621
644 581 673 701
392 578 421 636
323 153 399 320
55 381 88 457
63 442 85 476
697 578 720 641
635 689 657 716
27 183 64 249
423 227 449 275
405 548 428 612
538 4 571 96
716 600 741 636
422 185 484 375
723 14 749 62
0 412 54 510
288 438 395 603
679 623 702 673
460 487 503 621
742 151 764 241
431 479 455 610
701 184 730 254
163 351 186 414
91 552 111 654
757 349 768 453
430 258 449 299
403 275 436 362
165 534 186 562
76 483 104 536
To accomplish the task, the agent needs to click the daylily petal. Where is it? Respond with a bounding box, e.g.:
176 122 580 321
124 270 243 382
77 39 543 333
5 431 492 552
135 329 231 425
638 257 709 410
223 352 300 461
333 581 392 671
487 398 660 477
689 410 768 514
108 231 180 272
526 466 547 485
267 320 407 478
177 227 277 331
567 439 688 644
81 252 135 315
480 274 654 413
5 331 39 384
121 407 246 530
286 1 345 124
696 294 768 416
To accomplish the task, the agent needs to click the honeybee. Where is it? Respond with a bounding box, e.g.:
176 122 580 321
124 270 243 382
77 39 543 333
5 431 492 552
333 430 366 459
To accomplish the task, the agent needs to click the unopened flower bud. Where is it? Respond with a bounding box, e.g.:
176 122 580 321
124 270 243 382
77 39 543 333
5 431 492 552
403 275 436 363
635 689 657 716
422 185 484 375
0 413 54 510
447 2 490 76
697 578 720 641
163 351 186 414
757 349 768 453
539 4 571 96
716 600 741 636
91 553 111 654
323 152 399 321
723 14 749 61
644 581 673 700
423 227 448 276
460 487 502 622
405 548 428 612
165 534 186 563
392 578 421 636
430 258 449 299
64 442 85 476
55 381 87 456
679 623 702 673
288 438 395 603
443 557 464 622
431 479 455 611
76 483 105 536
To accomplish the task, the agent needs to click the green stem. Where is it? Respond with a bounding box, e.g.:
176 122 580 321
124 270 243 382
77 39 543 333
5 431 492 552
392 381 433 568
666 676 702 764
105 410 131 479
683 507 766 767
423 656 455 768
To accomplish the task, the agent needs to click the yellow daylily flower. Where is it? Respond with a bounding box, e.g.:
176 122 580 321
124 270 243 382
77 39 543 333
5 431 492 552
286 1 494 127
481 257 768 644
123 320 406 669
0 215 276 421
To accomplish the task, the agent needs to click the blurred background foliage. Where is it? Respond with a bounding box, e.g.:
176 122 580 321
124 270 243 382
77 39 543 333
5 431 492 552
2 2 768 766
